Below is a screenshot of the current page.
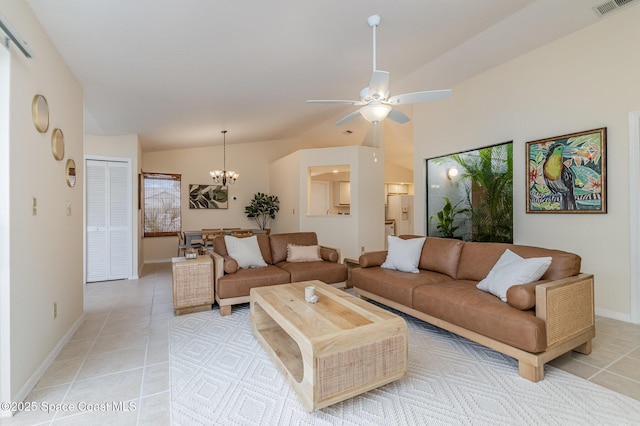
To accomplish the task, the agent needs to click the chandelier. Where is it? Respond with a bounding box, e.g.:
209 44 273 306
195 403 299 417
210 130 238 186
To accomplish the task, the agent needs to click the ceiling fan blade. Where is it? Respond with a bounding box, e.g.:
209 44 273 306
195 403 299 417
388 89 452 105
336 110 362 126
387 108 410 124
306 99 363 105
368 70 390 99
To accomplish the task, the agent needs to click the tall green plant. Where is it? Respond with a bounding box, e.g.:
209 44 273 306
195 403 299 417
244 192 280 230
450 144 513 242
432 197 468 238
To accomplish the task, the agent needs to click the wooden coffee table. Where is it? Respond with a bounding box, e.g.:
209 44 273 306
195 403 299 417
250 280 407 411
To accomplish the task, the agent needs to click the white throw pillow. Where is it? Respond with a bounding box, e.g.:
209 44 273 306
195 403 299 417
476 249 552 302
286 244 321 262
224 235 267 269
381 235 426 274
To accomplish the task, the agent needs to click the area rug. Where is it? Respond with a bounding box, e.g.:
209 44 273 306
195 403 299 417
170 304 639 425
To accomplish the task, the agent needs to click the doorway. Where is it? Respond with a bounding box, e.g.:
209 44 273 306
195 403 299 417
309 181 329 215
85 159 132 282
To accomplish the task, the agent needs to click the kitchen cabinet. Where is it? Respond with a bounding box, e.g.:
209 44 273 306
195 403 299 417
387 184 409 194
333 181 350 205
339 181 350 205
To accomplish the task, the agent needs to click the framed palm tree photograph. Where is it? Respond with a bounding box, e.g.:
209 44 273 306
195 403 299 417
426 141 514 243
526 128 606 213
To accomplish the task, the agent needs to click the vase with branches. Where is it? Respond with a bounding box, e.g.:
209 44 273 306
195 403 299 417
244 192 280 230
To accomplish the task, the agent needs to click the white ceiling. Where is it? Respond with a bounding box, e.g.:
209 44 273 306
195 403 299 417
26 0 612 165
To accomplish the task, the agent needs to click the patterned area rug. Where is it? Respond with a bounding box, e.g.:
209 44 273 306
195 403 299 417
170 304 639 425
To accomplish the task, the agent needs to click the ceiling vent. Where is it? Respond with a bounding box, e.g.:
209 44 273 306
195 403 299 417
593 0 639 17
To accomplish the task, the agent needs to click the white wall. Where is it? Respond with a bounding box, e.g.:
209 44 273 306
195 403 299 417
84 134 141 278
1 1 84 407
142 138 303 262
274 146 385 260
0 35 11 414
269 151 300 234
357 147 386 256
413 6 640 320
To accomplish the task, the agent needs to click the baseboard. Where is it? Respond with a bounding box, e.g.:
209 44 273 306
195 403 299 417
595 307 633 323
8 313 85 414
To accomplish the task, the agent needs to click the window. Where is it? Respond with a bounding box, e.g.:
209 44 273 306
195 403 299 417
143 172 181 237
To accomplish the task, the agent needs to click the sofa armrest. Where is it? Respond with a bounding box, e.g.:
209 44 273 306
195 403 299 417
208 250 225 284
535 273 595 347
319 245 340 263
359 251 387 268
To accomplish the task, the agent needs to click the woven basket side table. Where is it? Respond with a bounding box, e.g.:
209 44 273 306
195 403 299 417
172 255 214 315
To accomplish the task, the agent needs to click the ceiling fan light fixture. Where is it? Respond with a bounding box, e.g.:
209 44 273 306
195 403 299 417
360 103 391 124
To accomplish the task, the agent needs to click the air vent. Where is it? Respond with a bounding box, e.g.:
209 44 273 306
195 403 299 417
593 0 639 16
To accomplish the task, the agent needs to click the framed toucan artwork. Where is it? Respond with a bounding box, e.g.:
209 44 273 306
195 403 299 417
526 128 607 213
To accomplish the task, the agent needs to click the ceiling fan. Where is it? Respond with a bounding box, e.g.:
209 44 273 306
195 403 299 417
307 15 451 126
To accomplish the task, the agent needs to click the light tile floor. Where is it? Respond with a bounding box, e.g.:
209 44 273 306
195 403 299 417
1 263 174 425
2 263 640 425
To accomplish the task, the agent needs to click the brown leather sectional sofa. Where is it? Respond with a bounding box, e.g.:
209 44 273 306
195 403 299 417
209 232 348 316
352 236 595 382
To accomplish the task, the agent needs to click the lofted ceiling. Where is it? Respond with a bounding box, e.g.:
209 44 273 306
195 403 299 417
25 0 615 169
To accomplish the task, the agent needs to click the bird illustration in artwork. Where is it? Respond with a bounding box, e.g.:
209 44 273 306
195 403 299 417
543 143 576 210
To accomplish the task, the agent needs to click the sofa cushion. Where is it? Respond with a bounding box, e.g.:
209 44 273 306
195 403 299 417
419 237 465 279
381 235 425 273
413 280 547 353
358 251 387 268
222 255 239 274
456 242 581 282
270 232 318 264
476 249 552 302
506 280 549 310
217 265 290 299
286 244 321 262
276 261 347 284
319 247 339 263
214 234 273 265
352 267 452 308
224 235 267 269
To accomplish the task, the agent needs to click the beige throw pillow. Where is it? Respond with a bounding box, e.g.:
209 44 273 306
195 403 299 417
224 235 267 269
286 244 321 262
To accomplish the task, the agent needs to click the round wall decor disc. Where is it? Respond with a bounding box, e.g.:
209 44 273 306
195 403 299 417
32 94 49 133
51 128 65 161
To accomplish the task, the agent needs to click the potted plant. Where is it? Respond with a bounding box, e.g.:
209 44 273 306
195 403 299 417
244 192 280 230
432 197 468 239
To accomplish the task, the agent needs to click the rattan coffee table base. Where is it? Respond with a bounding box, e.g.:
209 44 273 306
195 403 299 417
250 280 407 411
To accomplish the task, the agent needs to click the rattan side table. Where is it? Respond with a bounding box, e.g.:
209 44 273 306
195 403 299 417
172 255 214 315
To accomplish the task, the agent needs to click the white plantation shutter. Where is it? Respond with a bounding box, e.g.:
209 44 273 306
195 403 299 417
86 161 108 281
86 160 131 282
108 162 130 279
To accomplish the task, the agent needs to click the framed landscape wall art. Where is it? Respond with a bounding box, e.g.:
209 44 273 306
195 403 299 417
426 141 513 243
526 128 606 213
189 184 228 209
